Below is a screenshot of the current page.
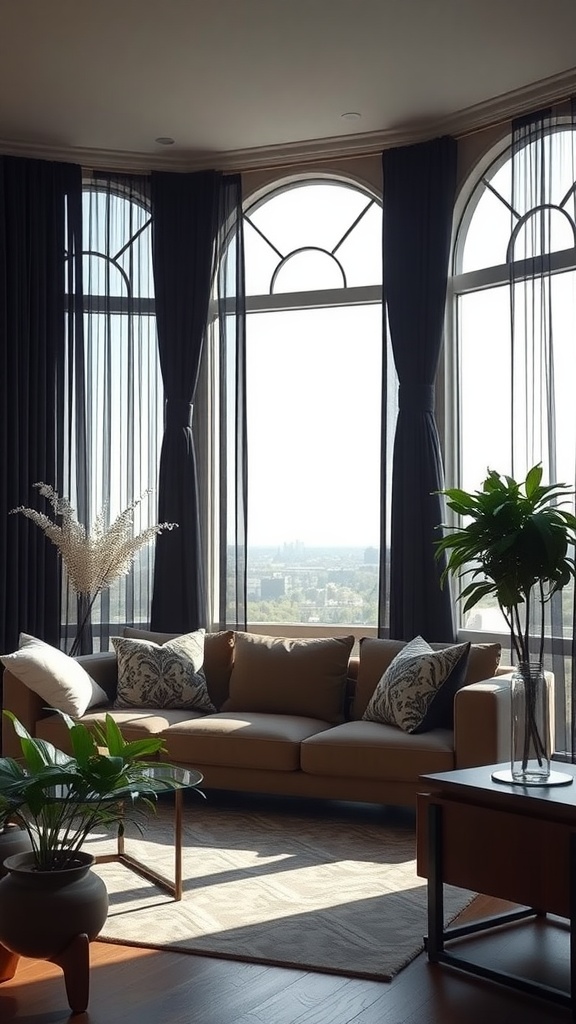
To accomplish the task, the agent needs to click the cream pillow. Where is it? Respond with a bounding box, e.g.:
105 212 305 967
0 633 109 717
112 630 216 712
362 635 471 733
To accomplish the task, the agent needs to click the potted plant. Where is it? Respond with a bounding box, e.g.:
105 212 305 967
436 464 576 783
0 709 179 1003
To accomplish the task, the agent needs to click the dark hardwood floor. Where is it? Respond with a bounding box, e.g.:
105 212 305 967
0 795 571 1023
0 895 571 1024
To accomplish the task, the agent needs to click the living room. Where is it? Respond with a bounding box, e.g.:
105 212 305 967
1 1 576 1021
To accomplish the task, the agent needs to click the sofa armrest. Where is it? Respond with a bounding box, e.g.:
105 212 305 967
453 673 512 769
2 652 118 759
2 670 48 756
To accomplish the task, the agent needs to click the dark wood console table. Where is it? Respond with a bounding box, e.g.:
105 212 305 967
417 763 576 1018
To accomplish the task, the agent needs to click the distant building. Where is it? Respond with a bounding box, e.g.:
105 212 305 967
364 546 379 565
282 540 305 562
260 576 286 599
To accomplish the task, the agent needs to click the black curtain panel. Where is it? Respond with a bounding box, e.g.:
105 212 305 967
382 136 457 641
150 170 222 633
0 156 83 655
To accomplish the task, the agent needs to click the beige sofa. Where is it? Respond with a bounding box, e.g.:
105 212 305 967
1 629 512 808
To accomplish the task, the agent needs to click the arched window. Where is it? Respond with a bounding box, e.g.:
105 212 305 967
452 126 576 505
450 119 576 750
240 178 384 629
65 177 163 650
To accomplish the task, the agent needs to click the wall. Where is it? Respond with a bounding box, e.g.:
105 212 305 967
242 154 382 200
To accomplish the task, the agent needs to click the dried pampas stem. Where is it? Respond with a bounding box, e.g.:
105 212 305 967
11 483 178 655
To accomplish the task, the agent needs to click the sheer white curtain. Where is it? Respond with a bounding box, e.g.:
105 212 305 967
63 173 163 653
508 101 576 755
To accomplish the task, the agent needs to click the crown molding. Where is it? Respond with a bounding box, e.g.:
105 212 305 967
0 67 574 174
434 66 576 139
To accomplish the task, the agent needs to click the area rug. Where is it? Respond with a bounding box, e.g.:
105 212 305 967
87 794 474 981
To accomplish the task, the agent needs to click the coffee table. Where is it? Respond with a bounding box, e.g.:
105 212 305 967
417 762 576 1017
94 764 203 901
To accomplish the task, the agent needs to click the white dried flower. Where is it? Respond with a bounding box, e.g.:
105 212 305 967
11 483 178 598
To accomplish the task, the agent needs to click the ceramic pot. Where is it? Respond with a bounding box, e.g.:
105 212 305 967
0 851 108 960
0 824 32 876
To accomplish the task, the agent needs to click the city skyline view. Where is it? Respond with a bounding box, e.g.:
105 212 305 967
246 542 380 626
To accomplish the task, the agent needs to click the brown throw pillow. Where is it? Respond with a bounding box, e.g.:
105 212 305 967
221 632 355 723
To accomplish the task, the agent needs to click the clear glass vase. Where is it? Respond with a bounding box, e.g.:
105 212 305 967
511 662 552 784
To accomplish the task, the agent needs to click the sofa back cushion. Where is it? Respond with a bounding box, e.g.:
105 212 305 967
352 637 502 721
122 628 235 709
221 632 355 723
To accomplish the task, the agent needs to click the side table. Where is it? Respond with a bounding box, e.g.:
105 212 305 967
417 762 576 1018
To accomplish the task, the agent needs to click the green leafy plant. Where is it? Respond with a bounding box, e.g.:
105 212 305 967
436 465 576 665
0 711 183 871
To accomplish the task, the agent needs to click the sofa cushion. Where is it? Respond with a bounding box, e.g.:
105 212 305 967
162 712 332 771
35 706 198 754
301 720 455 780
362 636 471 733
123 627 235 709
221 632 354 723
112 631 216 712
0 633 109 718
352 637 502 720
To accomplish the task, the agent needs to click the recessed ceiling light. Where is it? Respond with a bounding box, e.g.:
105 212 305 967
341 112 361 121
155 137 175 145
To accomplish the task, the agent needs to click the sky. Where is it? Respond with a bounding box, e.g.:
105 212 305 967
246 304 382 548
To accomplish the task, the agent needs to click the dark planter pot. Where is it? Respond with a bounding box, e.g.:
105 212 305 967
0 850 108 960
0 824 32 876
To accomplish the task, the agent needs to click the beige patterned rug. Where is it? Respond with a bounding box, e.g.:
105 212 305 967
87 792 474 981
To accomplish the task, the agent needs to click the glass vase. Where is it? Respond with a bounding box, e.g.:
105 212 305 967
511 662 552 784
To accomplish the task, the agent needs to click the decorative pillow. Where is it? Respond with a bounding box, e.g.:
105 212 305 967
0 633 109 717
362 635 471 733
353 637 501 720
112 630 216 712
123 626 235 710
221 632 355 723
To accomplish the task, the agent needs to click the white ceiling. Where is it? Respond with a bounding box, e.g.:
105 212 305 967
2 0 576 171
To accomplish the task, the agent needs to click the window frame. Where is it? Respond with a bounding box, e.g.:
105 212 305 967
62 180 161 650
446 126 576 666
208 173 384 637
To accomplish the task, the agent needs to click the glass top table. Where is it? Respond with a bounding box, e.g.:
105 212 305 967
93 763 204 901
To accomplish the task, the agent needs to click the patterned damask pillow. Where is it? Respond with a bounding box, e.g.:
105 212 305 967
111 630 216 712
362 635 471 733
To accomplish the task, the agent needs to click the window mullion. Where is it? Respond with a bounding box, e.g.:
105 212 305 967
454 247 576 294
213 284 381 319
